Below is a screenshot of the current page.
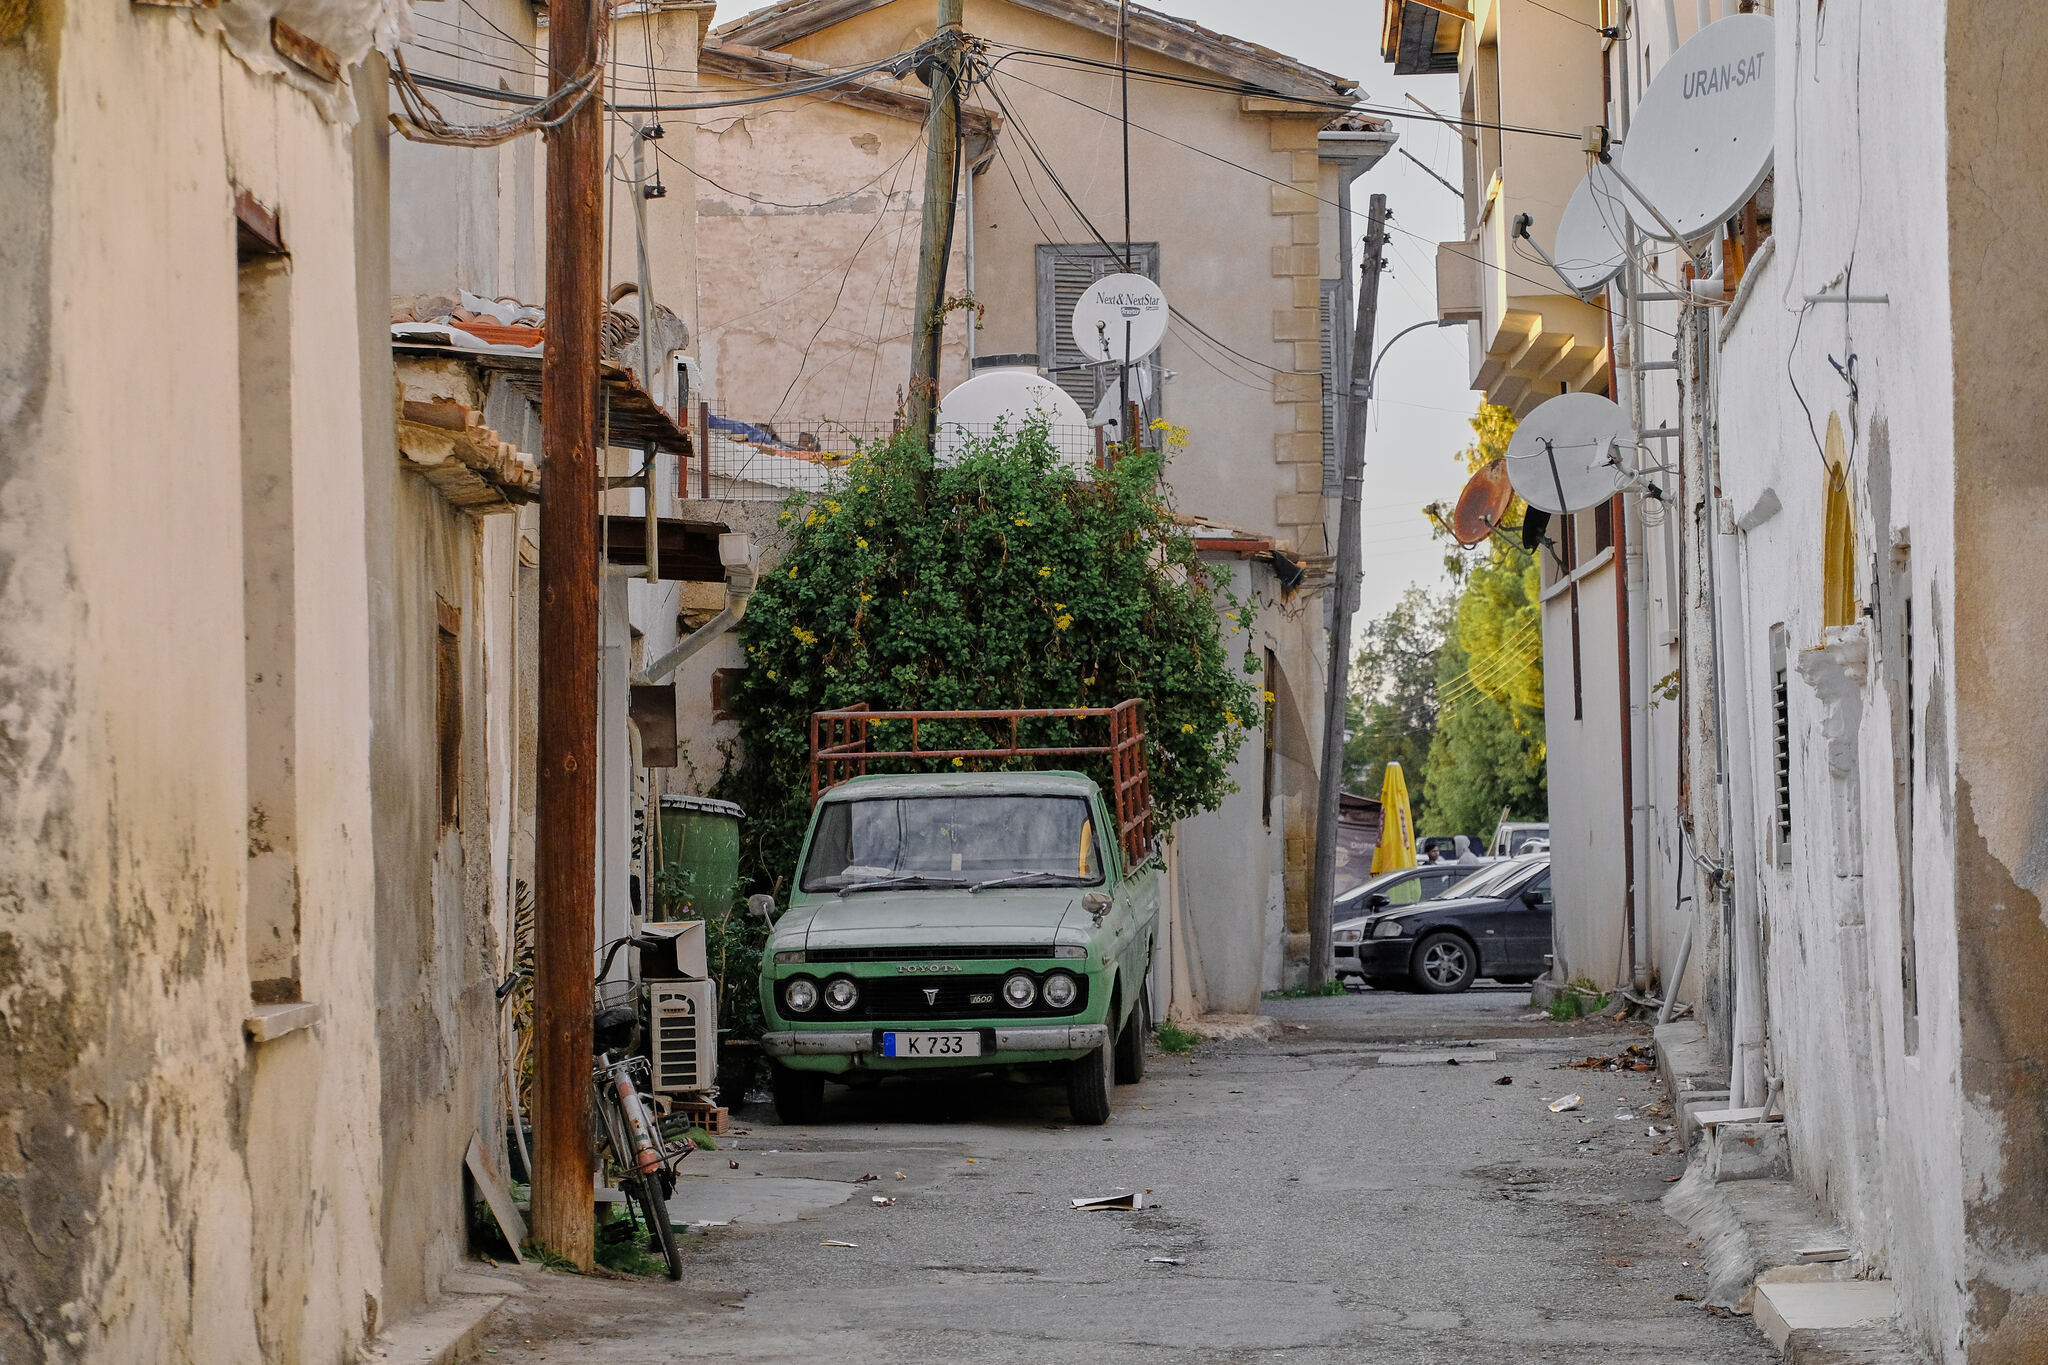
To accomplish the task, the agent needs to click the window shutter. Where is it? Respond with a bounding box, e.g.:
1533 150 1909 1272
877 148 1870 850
1320 280 1340 498
1036 243 1162 419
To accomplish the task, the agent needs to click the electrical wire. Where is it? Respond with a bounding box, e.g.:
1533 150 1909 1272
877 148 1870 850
977 43 1587 141
984 63 1681 345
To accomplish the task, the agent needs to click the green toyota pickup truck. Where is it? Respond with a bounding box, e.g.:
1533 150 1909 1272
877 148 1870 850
758 705 1161 1126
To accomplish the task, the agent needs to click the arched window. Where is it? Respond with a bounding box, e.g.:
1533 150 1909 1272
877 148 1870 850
1822 412 1856 628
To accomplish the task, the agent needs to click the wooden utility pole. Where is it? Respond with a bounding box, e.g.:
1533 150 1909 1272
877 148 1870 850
905 0 965 445
531 0 605 1269
1308 194 1389 987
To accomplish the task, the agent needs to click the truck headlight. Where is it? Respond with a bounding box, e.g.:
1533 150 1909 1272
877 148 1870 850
784 978 819 1013
1372 920 1404 939
1041 971 1079 1009
1003 972 1038 1009
773 950 807 965
824 976 860 1013
1053 944 1087 959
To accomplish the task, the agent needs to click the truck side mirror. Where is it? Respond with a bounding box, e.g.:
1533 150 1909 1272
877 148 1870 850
1082 891 1112 920
748 893 778 924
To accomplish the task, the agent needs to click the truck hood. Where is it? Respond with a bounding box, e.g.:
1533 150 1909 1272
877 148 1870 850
781 890 1083 953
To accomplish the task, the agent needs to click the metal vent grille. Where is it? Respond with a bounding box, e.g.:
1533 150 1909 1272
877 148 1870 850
650 981 715 1095
1772 665 1792 852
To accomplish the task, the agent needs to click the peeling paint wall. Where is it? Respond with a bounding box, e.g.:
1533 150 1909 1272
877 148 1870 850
1711 1 1966 1356
1946 3 2048 1358
0 5 386 1360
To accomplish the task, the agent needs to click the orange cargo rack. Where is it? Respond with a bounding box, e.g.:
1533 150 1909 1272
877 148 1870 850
809 701 1156 869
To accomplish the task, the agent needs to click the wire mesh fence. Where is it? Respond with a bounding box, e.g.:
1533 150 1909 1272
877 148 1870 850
681 410 1108 501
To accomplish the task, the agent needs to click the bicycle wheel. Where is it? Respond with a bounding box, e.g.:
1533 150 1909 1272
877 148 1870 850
631 1172 682 1280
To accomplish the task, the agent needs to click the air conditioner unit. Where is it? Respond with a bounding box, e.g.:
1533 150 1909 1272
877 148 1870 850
649 978 717 1097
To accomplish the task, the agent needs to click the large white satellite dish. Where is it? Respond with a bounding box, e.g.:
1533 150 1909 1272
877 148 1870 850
1070 272 1169 367
1504 393 1631 514
1616 13 1774 243
934 369 1092 468
1552 164 1652 295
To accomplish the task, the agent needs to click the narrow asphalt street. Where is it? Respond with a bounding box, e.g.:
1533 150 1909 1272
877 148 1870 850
481 988 1773 1363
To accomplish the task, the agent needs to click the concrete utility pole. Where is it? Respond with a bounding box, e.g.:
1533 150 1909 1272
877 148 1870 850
905 0 965 445
1308 194 1389 988
532 0 605 1269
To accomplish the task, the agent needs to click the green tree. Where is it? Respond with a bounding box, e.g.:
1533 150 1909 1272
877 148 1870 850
1343 584 1451 793
715 423 1260 899
1415 403 1547 833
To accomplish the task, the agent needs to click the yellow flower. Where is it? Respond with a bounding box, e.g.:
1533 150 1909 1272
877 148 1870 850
788 567 798 578
766 670 777 680
1223 709 1239 726
859 592 873 602
856 538 869 549
1262 689 1276 704
791 626 818 647
826 500 842 514
1054 613 1073 631
1181 723 1195 734
1084 676 1095 684
1038 566 1052 578
1014 517 1031 527
952 756 965 767
858 485 869 492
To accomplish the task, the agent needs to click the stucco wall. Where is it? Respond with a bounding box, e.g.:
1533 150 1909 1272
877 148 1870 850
1710 2 1964 1355
0 7 386 1360
1540 553 1626 987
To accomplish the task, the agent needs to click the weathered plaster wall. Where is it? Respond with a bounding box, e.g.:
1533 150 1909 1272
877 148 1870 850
693 68 968 428
1946 2 2048 1358
1540 553 1626 987
0 6 387 1360
1710 2 1964 1355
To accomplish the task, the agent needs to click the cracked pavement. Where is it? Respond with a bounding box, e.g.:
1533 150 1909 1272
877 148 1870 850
480 986 1773 1363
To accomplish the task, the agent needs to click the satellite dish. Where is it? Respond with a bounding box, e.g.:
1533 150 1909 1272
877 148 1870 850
1617 13 1774 243
1520 506 1552 553
1551 164 1652 295
1070 273 1169 367
1504 393 1631 514
1088 365 1154 432
934 369 1091 468
1451 459 1515 546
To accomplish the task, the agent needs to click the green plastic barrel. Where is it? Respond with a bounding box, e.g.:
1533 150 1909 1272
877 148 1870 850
655 795 744 921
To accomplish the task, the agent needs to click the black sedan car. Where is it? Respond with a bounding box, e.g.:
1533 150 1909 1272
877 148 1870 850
1351 854 1553 993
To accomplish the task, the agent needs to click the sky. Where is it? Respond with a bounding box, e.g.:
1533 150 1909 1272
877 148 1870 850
708 0 1482 625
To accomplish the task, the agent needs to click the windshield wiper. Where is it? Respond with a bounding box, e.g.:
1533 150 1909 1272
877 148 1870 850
969 873 1095 893
836 874 970 895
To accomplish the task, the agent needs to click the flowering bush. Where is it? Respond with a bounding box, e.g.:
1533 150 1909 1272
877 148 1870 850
716 422 1260 896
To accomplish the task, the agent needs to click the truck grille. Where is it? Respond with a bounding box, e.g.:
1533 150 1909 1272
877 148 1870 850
853 973 1087 1020
805 944 1059 963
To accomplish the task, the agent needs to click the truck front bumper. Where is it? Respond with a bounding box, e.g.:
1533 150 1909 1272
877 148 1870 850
762 1023 1109 1058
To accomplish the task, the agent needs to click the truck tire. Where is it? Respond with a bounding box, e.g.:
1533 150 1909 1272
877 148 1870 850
771 1064 825 1124
1067 1038 1114 1125
1114 983 1148 1085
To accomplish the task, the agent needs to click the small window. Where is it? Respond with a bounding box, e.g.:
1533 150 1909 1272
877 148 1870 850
436 599 461 829
712 667 745 722
1771 626 1792 863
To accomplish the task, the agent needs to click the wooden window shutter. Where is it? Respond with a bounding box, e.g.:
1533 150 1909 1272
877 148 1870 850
1035 243 1162 420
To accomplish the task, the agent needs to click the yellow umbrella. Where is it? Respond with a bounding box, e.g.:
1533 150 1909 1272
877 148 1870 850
1369 762 1417 875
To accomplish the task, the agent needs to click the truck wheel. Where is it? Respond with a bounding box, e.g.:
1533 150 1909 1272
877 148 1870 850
771 1064 825 1124
1067 1039 1114 1125
1114 984 1148 1085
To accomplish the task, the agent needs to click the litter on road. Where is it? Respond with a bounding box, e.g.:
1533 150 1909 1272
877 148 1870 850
1549 1094 1584 1113
1494 1075 1514 1085
870 1196 896 1206
1147 1257 1185 1265
1072 1192 1146 1211
820 1240 858 1248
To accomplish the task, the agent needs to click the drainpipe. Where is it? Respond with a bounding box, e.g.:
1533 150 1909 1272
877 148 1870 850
634 533 757 684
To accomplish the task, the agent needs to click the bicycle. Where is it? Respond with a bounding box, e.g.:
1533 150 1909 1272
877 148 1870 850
591 935 693 1280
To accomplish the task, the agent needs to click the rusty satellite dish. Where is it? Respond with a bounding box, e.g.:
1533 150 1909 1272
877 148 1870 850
1451 459 1515 546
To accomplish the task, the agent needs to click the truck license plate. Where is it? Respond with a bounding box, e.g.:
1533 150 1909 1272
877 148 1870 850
882 1031 981 1058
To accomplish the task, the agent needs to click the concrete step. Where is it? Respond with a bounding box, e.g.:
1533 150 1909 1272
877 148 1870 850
1754 1276 1896 1351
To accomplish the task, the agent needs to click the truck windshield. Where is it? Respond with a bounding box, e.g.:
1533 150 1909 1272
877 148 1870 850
801 795 1106 892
